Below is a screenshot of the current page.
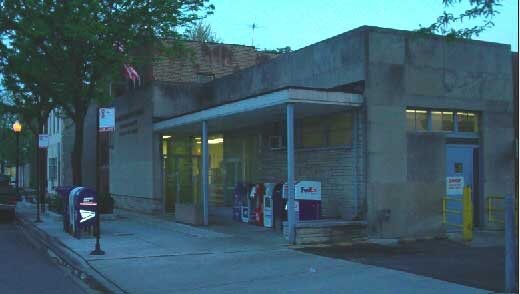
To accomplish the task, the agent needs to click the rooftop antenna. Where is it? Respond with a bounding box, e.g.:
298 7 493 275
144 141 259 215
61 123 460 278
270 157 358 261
247 22 264 47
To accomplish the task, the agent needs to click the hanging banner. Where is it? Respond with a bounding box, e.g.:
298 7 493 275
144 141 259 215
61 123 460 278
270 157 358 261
446 176 464 196
38 134 49 148
99 107 115 132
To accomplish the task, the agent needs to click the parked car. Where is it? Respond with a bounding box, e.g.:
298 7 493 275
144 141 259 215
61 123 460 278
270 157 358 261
0 175 18 219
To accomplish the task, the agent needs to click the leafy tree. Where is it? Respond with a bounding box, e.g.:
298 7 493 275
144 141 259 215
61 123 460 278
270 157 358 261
185 21 221 43
0 0 214 185
419 0 502 39
0 109 35 173
261 46 292 54
1 88 52 198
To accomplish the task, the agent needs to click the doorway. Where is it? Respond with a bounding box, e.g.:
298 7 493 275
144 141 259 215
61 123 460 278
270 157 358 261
446 144 480 227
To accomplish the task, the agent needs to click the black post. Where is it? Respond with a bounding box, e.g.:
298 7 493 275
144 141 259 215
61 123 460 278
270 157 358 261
41 147 46 213
35 141 41 223
15 132 20 199
91 107 104 255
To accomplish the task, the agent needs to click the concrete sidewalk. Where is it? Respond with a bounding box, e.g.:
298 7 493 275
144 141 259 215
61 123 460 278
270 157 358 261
16 202 488 294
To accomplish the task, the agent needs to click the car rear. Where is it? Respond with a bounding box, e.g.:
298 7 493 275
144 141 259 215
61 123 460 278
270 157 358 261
0 175 17 219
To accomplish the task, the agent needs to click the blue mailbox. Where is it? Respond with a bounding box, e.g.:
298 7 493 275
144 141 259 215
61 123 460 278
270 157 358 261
68 187 97 238
55 186 75 233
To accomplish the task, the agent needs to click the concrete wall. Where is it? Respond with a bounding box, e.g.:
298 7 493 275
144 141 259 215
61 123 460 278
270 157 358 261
110 87 162 213
364 28 514 237
152 28 367 119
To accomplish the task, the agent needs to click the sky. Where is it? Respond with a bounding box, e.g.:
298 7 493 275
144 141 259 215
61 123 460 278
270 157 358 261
204 0 519 51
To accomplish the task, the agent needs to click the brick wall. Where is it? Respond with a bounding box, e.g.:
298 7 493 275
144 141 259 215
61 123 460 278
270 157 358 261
153 41 277 83
221 110 366 220
256 148 356 219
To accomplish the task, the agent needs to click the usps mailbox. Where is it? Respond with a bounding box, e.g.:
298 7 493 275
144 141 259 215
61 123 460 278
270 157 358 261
68 187 97 238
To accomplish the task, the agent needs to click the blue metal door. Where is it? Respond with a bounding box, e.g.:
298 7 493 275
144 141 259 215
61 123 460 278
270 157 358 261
445 145 476 230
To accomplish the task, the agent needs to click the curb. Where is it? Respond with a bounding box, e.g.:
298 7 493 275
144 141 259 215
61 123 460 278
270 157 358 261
16 213 126 294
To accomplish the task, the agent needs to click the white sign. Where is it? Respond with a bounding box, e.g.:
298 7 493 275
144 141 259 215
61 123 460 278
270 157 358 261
38 134 49 148
446 176 464 196
295 181 322 201
99 107 115 132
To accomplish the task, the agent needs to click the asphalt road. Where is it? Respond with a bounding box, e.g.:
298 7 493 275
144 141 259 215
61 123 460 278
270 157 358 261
0 213 87 294
300 239 508 292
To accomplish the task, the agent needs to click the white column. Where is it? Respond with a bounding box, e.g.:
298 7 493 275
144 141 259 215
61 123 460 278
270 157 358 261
202 120 209 226
286 103 296 244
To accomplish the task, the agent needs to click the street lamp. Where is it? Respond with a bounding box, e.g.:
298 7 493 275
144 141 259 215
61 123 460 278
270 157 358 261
12 120 21 200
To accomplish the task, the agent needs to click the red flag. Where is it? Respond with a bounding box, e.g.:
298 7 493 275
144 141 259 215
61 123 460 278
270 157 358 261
123 64 140 87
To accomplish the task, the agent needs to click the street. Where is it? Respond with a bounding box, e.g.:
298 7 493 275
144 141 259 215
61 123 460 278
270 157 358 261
0 215 88 294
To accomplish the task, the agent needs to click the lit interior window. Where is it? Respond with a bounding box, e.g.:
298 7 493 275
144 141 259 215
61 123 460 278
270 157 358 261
457 112 478 132
431 111 453 131
406 109 428 131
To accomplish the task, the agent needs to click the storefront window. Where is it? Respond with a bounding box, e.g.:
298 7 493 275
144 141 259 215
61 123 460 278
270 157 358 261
328 112 353 146
301 117 324 148
298 112 354 148
163 136 201 207
457 112 478 132
431 111 453 131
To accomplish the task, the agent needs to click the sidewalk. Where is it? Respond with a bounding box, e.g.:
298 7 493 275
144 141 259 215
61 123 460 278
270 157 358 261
16 202 488 294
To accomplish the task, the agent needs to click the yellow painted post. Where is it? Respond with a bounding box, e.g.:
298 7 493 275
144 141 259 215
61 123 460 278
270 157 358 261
462 186 473 242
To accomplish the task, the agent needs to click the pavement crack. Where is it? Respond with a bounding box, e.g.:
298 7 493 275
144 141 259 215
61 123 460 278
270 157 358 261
88 251 213 261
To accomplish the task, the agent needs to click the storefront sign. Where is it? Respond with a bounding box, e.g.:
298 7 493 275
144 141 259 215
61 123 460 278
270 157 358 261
446 176 464 196
99 107 115 132
38 134 49 148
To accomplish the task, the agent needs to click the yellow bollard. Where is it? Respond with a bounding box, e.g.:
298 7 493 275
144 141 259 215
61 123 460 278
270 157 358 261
462 186 473 242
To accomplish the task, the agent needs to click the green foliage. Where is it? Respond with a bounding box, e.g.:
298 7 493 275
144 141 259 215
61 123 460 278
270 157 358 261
261 46 292 54
184 21 221 43
0 0 214 184
418 0 502 39
0 109 36 168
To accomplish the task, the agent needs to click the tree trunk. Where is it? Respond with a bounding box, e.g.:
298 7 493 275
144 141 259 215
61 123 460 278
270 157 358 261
71 114 85 186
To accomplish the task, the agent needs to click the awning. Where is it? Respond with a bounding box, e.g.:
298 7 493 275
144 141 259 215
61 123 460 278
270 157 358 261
154 88 363 133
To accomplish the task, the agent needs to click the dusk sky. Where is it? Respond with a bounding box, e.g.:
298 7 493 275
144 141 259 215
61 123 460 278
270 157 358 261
205 0 518 51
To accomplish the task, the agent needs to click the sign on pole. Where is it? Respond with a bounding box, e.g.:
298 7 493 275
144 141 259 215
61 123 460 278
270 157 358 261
446 176 464 196
99 107 115 132
38 134 49 148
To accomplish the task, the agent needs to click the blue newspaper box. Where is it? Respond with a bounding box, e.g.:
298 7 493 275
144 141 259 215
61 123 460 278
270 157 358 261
68 187 97 238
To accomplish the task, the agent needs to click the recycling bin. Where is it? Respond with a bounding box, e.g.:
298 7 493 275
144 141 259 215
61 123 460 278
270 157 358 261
67 187 97 238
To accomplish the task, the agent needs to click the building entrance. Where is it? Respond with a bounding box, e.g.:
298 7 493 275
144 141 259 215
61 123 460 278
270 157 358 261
446 144 480 227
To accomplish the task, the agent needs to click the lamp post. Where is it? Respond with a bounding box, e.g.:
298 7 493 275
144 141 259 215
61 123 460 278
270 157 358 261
12 120 22 200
